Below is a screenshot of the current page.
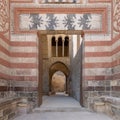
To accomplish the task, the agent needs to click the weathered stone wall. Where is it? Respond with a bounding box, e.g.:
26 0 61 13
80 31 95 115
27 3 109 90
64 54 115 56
0 98 21 120
0 0 14 101
10 0 39 102
71 45 82 102
111 0 120 97
82 1 112 108
83 1 120 119
83 38 112 108
10 34 38 103
111 35 120 97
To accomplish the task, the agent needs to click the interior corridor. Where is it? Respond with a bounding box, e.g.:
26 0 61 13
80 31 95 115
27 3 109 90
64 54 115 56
14 95 112 120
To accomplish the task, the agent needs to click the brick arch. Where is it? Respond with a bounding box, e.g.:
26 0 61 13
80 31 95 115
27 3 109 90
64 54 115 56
49 61 69 76
49 61 70 93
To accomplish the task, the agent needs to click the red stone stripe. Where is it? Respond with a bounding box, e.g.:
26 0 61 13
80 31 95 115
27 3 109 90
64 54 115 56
94 86 106 91
14 87 37 91
0 34 10 45
88 0 111 3
0 86 37 91
85 62 111 68
85 75 112 80
112 86 120 91
112 58 120 67
112 34 120 44
11 63 37 68
85 41 111 46
83 86 94 91
0 44 10 55
85 52 111 57
111 34 120 68
84 86 106 91
0 86 8 91
10 0 33 3
113 73 120 80
84 86 111 91
10 41 37 47
0 72 10 80
0 58 10 67
112 45 120 55
10 52 37 57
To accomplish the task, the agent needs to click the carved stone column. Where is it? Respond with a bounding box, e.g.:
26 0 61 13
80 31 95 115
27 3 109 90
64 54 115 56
62 38 65 57
55 39 58 57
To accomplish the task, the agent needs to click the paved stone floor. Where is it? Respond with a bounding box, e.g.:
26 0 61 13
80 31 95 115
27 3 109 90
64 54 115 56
14 94 113 120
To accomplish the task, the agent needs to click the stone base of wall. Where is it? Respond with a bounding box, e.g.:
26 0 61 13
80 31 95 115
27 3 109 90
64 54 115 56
17 97 35 116
0 98 21 120
15 91 38 107
87 96 120 120
0 96 36 120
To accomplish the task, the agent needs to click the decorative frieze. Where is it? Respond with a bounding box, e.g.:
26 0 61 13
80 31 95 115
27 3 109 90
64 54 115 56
19 13 102 31
14 7 107 34
113 0 120 34
0 0 9 33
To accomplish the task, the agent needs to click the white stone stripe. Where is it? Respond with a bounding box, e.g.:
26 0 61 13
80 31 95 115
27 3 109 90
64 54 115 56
112 39 120 51
112 51 120 61
10 46 37 53
0 52 10 61
85 34 111 41
11 68 37 76
12 80 38 87
85 46 111 52
0 38 9 51
85 68 112 76
112 65 120 74
11 34 37 42
0 79 9 86
0 65 10 75
10 57 37 63
85 57 112 63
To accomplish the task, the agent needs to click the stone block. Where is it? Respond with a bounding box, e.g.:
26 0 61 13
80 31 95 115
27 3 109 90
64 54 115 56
105 103 112 116
17 100 31 115
17 104 28 115
111 105 120 120
8 112 16 119
94 102 105 113
111 81 117 86
3 115 8 120
3 108 12 116
0 110 3 117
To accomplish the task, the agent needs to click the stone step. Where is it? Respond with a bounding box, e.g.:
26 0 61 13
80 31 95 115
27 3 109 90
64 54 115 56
33 107 87 112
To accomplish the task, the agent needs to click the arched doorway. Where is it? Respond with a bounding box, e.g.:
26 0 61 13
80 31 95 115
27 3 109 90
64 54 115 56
49 62 69 95
51 71 66 95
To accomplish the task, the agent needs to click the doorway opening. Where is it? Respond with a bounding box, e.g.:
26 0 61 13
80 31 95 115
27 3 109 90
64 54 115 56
51 71 67 95
49 61 69 96
37 30 85 106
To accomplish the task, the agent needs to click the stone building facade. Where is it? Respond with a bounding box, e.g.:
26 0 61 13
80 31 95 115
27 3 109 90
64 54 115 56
0 0 120 119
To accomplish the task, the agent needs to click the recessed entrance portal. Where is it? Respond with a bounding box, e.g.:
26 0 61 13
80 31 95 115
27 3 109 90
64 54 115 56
37 30 84 107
